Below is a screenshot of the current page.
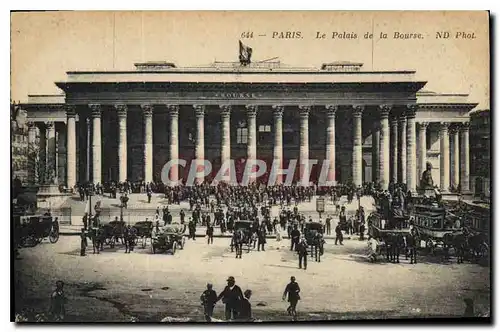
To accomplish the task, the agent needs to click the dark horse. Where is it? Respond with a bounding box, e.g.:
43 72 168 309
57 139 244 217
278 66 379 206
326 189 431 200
404 229 419 264
384 232 405 263
231 230 244 259
124 226 138 253
443 232 467 264
89 227 105 254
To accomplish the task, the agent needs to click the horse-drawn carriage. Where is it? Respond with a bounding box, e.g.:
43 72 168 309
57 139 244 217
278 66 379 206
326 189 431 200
15 214 59 247
151 223 186 255
230 220 257 256
304 222 325 262
366 210 417 264
132 220 153 249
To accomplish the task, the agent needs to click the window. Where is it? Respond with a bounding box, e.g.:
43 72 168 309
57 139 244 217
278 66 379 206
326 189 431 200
237 128 248 144
259 125 271 132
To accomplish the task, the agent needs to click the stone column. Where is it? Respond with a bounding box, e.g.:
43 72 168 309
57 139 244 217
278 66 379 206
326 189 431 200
27 121 37 185
90 104 102 184
39 124 47 183
390 115 398 184
167 105 179 184
439 122 450 192
194 105 205 184
299 105 310 185
372 123 380 183
450 125 460 189
378 105 391 189
272 105 284 184
460 122 470 193
406 105 417 192
418 122 429 184
66 106 77 189
352 105 364 187
141 104 154 183
220 105 231 181
398 114 407 184
115 104 128 183
246 105 258 183
46 121 57 184
325 105 337 184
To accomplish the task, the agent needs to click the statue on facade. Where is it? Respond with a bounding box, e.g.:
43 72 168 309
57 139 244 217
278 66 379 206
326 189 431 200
420 162 434 189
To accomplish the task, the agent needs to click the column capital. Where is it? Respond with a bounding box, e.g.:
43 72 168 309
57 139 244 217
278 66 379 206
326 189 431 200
219 104 232 117
397 114 407 124
45 121 55 130
246 105 258 117
406 104 418 118
460 121 470 132
114 104 128 118
193 104 205 118
89 104 101 118
419 121 429 129
166 104 180 117
141 104 154 117
440 122 450 131
298 105 311 115
27 121 37 130
352 105 364 117
272 105 284 117
325 105 338 118
378 104 392 118
65 105 76 118
449 124 460 135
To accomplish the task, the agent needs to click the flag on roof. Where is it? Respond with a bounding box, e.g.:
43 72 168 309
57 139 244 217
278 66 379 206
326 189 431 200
239 40 252 66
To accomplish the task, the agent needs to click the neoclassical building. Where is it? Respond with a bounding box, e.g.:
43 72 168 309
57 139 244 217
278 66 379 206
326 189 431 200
21 60 477 192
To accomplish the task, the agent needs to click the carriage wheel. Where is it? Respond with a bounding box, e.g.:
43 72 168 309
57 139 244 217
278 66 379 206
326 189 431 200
171 242 177 255
49 229 59 243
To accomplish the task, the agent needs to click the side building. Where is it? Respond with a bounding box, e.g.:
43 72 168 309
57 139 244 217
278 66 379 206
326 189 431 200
469 109 491 199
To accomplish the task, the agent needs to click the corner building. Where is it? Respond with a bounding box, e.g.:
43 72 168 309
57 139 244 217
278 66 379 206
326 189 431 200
21 61 477 192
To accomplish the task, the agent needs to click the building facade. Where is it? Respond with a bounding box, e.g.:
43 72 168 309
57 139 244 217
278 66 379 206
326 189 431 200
21 60 477 191
470 109 491 198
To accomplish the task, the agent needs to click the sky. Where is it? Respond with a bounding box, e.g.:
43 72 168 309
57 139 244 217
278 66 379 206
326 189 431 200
10 11 490 109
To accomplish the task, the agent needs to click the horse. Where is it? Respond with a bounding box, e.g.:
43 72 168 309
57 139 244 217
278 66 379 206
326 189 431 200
124 227 138 253
89 227 104 254
466 231 489 262
404 230 419 264
384 232 405 263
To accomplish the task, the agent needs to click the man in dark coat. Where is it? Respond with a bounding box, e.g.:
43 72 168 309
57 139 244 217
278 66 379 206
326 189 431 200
335 223 344 245
80 228 87 256
200 283 218 321
282 276 300 319
296 237 308 270
290 225 301 251
257 227 266 251
216 276 244 321
206 223 214 245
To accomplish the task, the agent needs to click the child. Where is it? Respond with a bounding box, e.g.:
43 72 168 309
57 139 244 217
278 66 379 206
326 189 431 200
200 283 217 321
49 280 66 321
